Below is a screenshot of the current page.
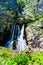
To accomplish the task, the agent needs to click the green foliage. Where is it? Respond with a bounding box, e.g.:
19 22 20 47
0 47 43 65
0 47 14 56
30 51 43 65
17 0 27 3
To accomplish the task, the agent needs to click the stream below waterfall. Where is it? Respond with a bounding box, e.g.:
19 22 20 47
5 24 28 51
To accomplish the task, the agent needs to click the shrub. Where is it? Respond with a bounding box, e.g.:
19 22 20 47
0 47 43 65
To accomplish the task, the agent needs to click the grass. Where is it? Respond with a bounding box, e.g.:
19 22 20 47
0 48 43 65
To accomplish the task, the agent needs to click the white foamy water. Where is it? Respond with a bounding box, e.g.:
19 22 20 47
16 25 28 51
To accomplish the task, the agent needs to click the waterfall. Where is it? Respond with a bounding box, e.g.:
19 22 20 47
16 25 28 51
17 25 21 38
5 24 28 51
5 24 15 49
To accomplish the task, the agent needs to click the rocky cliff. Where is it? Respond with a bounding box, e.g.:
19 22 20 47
25 20 43 52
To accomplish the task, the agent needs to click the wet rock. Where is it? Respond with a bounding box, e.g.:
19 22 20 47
13 40 17 50
25 27 30 45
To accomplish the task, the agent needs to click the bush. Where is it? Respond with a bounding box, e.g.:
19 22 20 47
0 47 43 65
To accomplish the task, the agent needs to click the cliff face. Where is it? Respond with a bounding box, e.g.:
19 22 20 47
0 16 13 46
0 0 17 45
25 20 43 52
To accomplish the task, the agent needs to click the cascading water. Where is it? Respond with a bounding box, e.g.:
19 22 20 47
16 25 28 51
5 24 28 51
17 25 21 38
5 24 15 49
